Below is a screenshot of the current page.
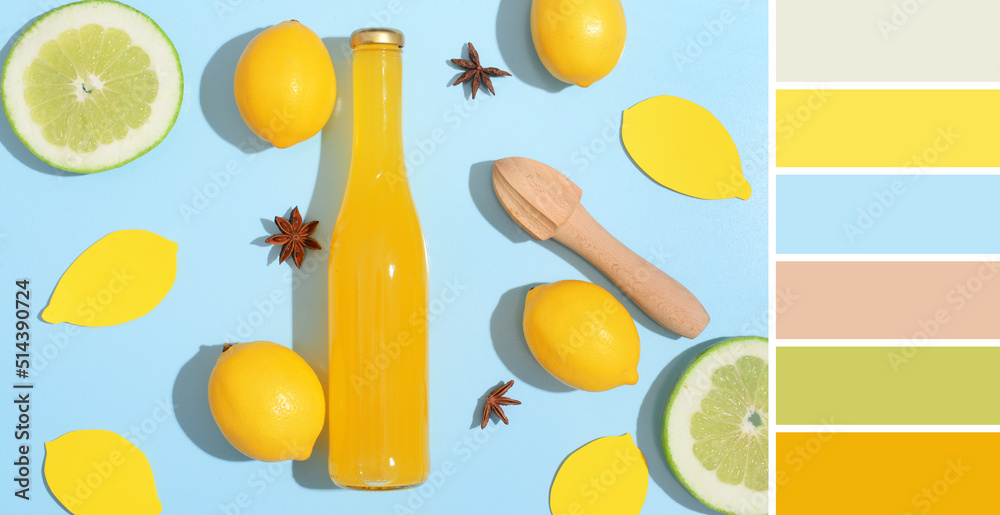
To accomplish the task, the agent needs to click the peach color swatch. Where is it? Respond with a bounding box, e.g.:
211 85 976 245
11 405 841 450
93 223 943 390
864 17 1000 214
776 261 1000 339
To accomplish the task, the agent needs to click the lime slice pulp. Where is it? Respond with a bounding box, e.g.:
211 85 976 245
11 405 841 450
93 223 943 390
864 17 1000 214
663 336 769 515
1 0 182 173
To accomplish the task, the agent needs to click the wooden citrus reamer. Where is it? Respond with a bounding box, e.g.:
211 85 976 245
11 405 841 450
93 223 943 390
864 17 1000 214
492 156 710 338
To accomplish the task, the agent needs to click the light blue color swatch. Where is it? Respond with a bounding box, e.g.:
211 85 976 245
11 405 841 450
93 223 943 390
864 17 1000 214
778 175 999 254
0 0 766 513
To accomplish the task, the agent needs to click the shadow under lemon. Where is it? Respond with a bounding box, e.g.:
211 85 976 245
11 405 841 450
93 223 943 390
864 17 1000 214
289 36 353 490
490 283 574 395
494 0 571 93
200 28 270 154
172 344 250 462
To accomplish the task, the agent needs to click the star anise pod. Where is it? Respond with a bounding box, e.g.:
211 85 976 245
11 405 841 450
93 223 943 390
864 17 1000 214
481 380 521 429
265 206 321 268
451 42 511 99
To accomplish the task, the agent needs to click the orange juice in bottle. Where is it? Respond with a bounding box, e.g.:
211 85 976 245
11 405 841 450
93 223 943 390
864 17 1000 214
328 28 429 489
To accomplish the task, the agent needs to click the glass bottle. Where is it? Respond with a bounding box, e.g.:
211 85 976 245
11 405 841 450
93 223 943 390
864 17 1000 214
328 28 429 490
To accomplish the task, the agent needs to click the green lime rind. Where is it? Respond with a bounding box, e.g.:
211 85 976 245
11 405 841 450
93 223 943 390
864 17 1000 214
1 0 183 173
661 336 768 515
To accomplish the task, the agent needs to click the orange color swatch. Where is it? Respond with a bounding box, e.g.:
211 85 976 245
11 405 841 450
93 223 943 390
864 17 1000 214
776 261 1000 339
777 433 997 514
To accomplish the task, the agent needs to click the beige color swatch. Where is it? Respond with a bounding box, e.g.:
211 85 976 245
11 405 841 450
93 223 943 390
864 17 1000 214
778 0 1000 82
776 261 1000 339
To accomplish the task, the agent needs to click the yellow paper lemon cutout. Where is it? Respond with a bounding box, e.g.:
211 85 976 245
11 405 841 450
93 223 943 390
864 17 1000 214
44 430 162 515
550 434 649 515
42 230 177 327
623 95 751 200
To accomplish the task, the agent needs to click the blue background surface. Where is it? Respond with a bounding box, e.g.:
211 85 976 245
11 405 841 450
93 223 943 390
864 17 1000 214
778 175 998 254
0 0 767 513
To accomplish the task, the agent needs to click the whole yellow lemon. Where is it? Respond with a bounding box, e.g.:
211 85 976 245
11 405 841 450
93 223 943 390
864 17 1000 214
208 341 325 462
530 0 627 87
523 280 640 391
233 20 336 148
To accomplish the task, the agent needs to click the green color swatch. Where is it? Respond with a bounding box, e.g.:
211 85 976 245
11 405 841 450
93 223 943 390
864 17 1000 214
777 347 1000 425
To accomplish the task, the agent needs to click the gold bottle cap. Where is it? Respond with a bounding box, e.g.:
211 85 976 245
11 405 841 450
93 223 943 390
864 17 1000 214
350 28 404 48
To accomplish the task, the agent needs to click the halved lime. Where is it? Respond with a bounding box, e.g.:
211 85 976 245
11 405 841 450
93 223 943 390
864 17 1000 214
663 337 768 515
1 0 182 173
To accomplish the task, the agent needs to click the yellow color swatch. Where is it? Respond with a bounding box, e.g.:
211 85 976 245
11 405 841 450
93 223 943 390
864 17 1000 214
778 433 996 514
42 230 177 327
776 89 1000 167
45 430 162 515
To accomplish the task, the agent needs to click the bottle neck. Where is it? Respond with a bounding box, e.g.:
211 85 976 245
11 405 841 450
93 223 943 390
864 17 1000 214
350 44 405 184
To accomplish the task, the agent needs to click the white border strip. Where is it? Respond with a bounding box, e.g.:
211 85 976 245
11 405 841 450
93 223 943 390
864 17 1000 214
775 254 1000 262
773 339 1000 348
775 167 1000 175
767 0 777 510
777 425 1000 433
778 82 1000 90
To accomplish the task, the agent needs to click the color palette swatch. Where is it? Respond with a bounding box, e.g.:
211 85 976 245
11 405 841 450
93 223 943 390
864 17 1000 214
778 175 1000 254
777 90 1000 167
773 3 998 513
777 347 1000 425
777 0 1000 82
776 261 1000 340
777 433 997 514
